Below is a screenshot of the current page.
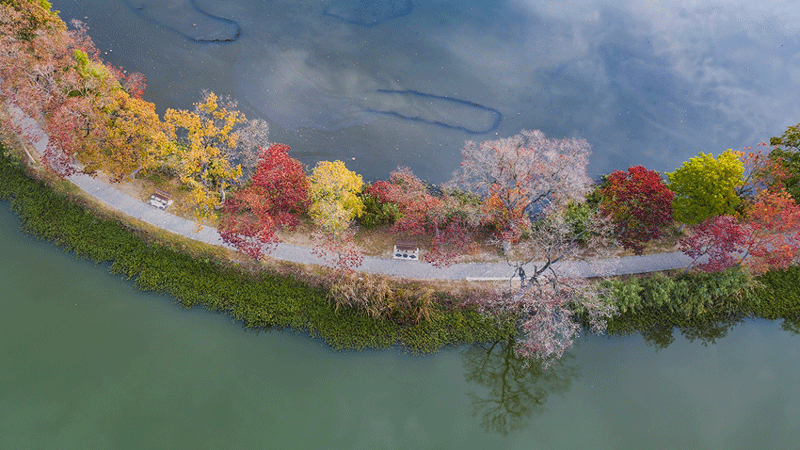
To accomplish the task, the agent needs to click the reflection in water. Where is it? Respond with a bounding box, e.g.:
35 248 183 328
782 317 800 335
637 317 746 351
323 0 415 27
53 0 800 184
123 0 240 42
462 341 578 435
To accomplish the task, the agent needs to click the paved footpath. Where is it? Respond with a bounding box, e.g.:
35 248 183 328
67 173 694 282
12 106 693 281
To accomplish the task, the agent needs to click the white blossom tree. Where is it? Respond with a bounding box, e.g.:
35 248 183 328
453 130 612 367
482 209 618 369
454 129 592 242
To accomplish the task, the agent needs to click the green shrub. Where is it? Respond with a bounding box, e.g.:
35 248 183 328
357 192 402 228
562 200 596 243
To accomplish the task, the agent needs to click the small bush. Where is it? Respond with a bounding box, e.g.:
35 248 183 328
358 192 402 228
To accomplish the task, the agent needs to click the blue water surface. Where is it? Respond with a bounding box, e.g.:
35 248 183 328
51 0 800 183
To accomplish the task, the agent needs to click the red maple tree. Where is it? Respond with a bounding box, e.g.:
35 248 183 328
680 189 800 273
599 165 674 254
679 215 751 273
746 189 800 273
218 144 310 260
367 167 480 267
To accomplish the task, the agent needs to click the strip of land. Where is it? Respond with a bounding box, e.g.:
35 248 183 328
11 106 693 280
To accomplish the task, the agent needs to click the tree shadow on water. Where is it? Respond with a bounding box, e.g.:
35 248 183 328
461 341 579 436
780 316 800 335
637 316 746 351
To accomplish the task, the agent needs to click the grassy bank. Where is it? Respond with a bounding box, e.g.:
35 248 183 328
0 142 516 352
602 266 800 347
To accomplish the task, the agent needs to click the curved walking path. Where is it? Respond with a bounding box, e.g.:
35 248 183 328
11 107 694 281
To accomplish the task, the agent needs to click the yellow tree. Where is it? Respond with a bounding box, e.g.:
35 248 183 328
95 93 170 182
163 91 246 223
308 160 365 275
667 149 744 225
308 160 365 232
69 51 168 182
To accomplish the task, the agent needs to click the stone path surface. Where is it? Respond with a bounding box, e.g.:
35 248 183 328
12 105 694 281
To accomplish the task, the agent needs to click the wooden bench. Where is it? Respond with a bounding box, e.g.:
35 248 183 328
393 241 419 261
148 189 173 210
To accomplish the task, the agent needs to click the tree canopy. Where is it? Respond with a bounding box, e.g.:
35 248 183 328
769 123 800 201
217 144 310 260
162 91 246 223
679 188 800 274
367 167 481 266
308 160 364 233
600 165 674 254
667 150 744 225
455 129 592 241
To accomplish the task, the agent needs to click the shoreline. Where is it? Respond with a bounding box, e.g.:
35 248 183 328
8 102 693 281
3 110 799 355
0 141 520 352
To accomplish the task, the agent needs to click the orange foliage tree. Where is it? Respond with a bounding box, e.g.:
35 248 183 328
0 2 163 181
745 189 800 273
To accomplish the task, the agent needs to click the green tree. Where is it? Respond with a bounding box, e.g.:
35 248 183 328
667 150 744 225
769 123 800 201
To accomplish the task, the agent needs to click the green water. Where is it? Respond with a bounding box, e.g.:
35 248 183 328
1 201 799 449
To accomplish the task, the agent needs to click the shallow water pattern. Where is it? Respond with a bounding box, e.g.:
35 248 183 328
123 0 240 42
49 0 800 185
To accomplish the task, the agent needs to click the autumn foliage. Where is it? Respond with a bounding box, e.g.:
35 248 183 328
0 4 164 181
679 215 750 273
680 189 800 274
11 1 800 370
162 92 247 223
455 129 592 241
599 166 674 254
668 150 744 225
218 144 310 260
745 189 800 273
366 167 481 267
736 144 789 201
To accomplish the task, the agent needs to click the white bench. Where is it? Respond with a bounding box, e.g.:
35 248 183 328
148 189 173 210
393 241 419 261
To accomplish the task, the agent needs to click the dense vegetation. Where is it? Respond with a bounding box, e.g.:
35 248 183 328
0 143 517 353
601 267 800 348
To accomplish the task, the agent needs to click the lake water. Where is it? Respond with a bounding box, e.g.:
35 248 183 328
6 1 800 447
2 201 800 448
50 0 800 183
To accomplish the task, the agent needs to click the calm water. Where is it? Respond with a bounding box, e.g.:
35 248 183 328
2 202 800 448
50 0 800 183
6 1 800 447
